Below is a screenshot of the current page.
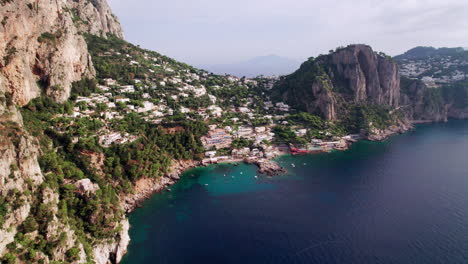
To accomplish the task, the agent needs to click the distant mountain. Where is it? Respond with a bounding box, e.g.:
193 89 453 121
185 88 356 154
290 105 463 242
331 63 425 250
395 46 465 60
200 55 301 78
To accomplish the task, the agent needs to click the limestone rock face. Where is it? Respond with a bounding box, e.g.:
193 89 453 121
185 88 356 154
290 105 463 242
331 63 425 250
400 78 449 122
400 78 468 122
329 45 400 106
0 0 123 106
93 219 130 264
0 104 43 256
0 0 127 262
68 0 125 39
275 45 400 120
75 178 100 194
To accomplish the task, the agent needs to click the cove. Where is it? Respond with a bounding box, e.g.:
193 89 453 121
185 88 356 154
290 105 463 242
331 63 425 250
121 121 468 264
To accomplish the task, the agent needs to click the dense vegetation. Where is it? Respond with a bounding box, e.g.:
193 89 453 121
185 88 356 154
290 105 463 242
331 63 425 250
12 88 208 263
85 34 197 86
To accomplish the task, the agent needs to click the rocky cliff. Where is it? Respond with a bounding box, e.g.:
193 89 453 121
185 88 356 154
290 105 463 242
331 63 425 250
400 77 468 122
399 77 448 122
68 0 124 39
274 44 468 134
274 45 400 121
0 0 123 105
0 0 126 263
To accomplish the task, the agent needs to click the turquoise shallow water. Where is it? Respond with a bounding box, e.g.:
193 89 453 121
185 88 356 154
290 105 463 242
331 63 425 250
121 121 468 264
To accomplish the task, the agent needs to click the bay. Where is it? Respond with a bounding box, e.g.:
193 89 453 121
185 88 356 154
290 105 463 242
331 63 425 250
121 121 468 264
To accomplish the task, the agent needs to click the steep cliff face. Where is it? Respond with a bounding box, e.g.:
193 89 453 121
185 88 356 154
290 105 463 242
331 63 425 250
274 45 400 121
400 77 468 122
0 103 43 257
68 0 124 39
0 0 123 105
330 45 400 107
399 78 448 122
0 0 126 263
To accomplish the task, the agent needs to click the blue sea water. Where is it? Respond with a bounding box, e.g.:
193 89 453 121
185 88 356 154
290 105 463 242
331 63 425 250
121 121 468 264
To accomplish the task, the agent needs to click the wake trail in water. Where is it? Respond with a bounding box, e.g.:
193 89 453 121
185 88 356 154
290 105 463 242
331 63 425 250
278 240 343 263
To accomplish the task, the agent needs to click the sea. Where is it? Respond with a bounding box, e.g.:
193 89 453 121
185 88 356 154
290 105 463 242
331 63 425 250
121 120 468 264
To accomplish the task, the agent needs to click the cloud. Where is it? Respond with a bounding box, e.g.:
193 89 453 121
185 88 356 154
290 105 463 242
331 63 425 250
108 0 468 64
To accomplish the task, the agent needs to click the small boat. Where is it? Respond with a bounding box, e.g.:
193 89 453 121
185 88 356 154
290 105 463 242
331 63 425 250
254 176 258 179
303 163 307 165
240 172 243 175
291 163 296 168
224 174 226 177
205 184 209 186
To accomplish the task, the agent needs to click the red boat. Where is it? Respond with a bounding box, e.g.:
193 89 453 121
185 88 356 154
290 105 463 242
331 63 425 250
290 147 308 154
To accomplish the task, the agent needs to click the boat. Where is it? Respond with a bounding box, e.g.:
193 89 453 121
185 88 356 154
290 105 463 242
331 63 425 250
291 163 296 168
290 147 308 155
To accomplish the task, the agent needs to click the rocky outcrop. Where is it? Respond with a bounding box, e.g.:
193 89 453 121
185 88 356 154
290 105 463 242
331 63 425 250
93 219 130 264
399 78 448 122
0 101 43 256
330 45 400 107
68 0 124 39
275 45 400 121
123 160 200 213
0 0 126 262
251 159 287 176
366 121 413 141
399 77 468 122
0 0 123 105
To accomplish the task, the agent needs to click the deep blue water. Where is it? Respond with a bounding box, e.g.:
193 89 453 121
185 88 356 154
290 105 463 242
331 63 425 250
121 121 468 264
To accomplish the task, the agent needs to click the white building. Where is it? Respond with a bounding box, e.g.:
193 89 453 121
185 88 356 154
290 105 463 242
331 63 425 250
120 85 135 93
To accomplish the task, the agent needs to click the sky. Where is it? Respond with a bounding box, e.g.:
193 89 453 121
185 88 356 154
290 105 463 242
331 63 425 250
108 0 468 65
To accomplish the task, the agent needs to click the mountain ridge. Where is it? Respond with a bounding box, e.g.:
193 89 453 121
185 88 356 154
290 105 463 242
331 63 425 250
200 55 300 77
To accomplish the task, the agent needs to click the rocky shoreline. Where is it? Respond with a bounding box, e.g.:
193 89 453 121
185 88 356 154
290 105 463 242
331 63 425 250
115 124 413 263
122 159 201 213
121 156 290 214
366 122 414 141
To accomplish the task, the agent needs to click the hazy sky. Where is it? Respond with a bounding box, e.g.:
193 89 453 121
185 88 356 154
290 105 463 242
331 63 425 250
108 0 468 65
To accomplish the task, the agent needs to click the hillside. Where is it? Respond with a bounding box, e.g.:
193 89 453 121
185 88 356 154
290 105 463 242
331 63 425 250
2 1 468 264
0 0 128 263
395 46 468 87
272 45 407 139
395 47 468 120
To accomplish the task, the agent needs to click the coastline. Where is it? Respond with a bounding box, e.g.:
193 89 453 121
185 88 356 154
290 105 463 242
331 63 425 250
116 121 414 263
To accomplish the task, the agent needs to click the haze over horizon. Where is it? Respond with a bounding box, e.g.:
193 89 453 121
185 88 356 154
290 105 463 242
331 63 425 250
109 0 468 66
